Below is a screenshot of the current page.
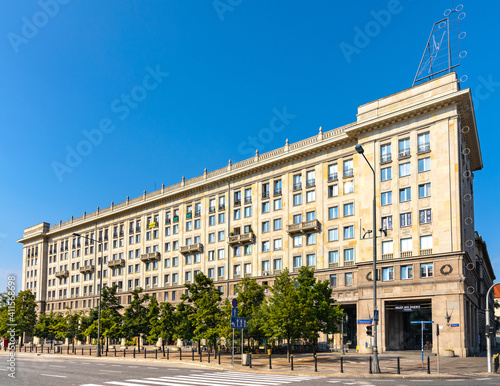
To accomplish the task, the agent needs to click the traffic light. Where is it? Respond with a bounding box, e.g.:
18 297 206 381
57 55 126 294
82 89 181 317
366 325 373 336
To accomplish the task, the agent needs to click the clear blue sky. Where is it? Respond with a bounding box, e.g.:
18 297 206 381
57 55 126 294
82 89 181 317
1 0 499 292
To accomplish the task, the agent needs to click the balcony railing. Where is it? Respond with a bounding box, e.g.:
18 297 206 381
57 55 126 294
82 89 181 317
244 197 252 204
129 228 134 234
228 232 255 245
113 233 118 239
180 243 203 254
420 248 432 256
194 210 201 217
293 182 302 191
293 267 300 273
343 169 354 178
381 253 394 260
274 188 282 196
400 251 413 258
381 154 392 163
165 218 171 225
399 148 411 158
218 204 226 210
306 179 315 188
234 199 241 207
54 270 69 278
79 265 95 273
344 260 354 266
107 258 125 268
119 231 124 237
328 262 339 268
286 219 320 234
418 143 430 153
140 252 161 262
209 206 216 213
173 216 179 222
186 213 192 219
262 191 270 199
328 173 338 182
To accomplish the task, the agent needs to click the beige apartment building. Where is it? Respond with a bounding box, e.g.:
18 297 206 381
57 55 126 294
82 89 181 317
19 73 495 357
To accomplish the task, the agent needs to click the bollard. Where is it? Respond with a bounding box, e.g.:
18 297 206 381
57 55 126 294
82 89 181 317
369 356 373 374
341 355 344 373
124 348 126 357
208 351 210 364
163 347 165 357
133 348 135 358
397 357 400 374
167 348 169 360
144 348 147 359
427 356 430 374
200 351 202 362
494 353 499 373
291 354 294 371
105 348 108 357
314 353 317 372
82 347 84 356
34 346 36 353
269 352 272 369
218 350 221 365
67 346 69 355
90 348 91 356
180 348 182 361
155 348 157 359
192 349 194 361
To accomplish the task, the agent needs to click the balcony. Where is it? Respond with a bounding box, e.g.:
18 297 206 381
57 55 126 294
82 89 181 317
148 222 158 229
234 199 241 207
380 154 392 163
244 197 252 204
286 219 321 235
107 258 125 268
79 265 95 273
328 262 339 268
400 251 413 258
306 179 315 188
262 191 270 200
343 169 354 178
420 249 432 256
381 254 394 260
418 143 431 153
140 252 161 262
344 260 354 266
180 243 203 254
54 270 69 278
228 232 255 245
399 148 411 158
293 182 302 191
328 173 338 182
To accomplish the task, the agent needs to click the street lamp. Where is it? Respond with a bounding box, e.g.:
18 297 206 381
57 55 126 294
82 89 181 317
73 232 104 357
355 144 381 373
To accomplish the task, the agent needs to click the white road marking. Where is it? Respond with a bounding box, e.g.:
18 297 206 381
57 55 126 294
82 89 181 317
99 369 122 373
147 367 159 369
40 373 67 378
160 376 283 385
49 365 66 368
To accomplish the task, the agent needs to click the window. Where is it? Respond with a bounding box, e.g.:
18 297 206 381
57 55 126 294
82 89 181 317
217 266 225 278
306 211 315 221
186 221 192 231
293 255 302 269
218 231 225 241
343 226 354 239
344 203 354 216
273 238 282 250
274 199 282 210
172 257 179 267
293 194 302 206
262 241 270 252
418 157 431 172
419 183 431 198
382 241 393 254
244 188 252 203
328 228 338 242
262 221 270 233
208 233 215 243
173 240 179 250
208 250 215 261
173 225 179 234
419 209 432 224
400 212 411 227
420 263 433 278
418 133 430 153
194 219 200 229
164 258 171 268
420 235 433 250
344 181 354 194
244 245 252 255
262 260 270 272
381 215 393 230
208 268 215 278
381 166 392 181
233 265 241 276
218 213 225 224
329 206 339 219
274 179 282 195
293 214 302 224
234 209 241 220
244 206 252 217
293 174 302 190
328 185 339 198
273 218 282 231
328 164 338 181
217 249 225 260
293 235 302 247
273 258 282 270
306 170 315 187
381 143 391 162
209 216 216 226
345 273 353 286
399 138 410 157
399 187 411 202
234 246 241 257
343 159 353 177
344 248 354 262
262 202 270 213
401 265 413 279
401 238 412 252
329 250 339 264
306 190 315 203
244 263 251 274
306 254 316 266
330 274 337 287
399 162 411 177
382 267 394 281
306 233 316 245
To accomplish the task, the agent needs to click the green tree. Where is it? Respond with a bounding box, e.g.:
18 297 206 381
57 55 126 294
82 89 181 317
8 290 38 346
34 311 59 348
122 288 149 350
173 301 195 344
146 296 160 346
149 300 176 350
182 272 222 351
64 308 82 351
235 278 267 348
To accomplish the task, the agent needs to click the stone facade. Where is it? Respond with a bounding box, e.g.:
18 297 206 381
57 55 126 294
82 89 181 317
19 73 494 357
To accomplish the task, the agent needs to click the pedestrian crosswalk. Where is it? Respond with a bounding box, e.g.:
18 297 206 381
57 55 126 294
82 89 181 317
82 371 315 386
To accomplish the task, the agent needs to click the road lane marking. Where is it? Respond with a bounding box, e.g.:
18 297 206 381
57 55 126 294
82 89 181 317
49 365 66 367
41 374 67 378
99 369 122 373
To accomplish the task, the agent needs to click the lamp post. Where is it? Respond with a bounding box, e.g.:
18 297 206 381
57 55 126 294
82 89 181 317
485 282 498 373
355 144 381 373
73 232 104 357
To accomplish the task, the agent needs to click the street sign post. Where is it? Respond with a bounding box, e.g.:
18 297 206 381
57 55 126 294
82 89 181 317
230 317 247 328
411 321 434 366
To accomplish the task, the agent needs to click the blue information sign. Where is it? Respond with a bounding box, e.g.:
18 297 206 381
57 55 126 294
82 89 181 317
357 319 372 324
373 310 379 321
450 323 459 327
230 317 247 329
231 308 238 318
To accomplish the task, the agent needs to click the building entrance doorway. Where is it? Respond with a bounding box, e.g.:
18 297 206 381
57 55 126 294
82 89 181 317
342 304 357 349
385 299 432 351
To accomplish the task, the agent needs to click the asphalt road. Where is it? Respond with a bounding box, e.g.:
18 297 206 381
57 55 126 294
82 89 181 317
1 353 499 386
